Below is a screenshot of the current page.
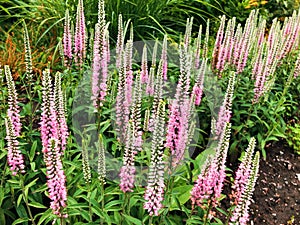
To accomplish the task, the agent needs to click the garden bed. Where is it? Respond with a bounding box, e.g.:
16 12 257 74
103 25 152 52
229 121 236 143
250 142 300 225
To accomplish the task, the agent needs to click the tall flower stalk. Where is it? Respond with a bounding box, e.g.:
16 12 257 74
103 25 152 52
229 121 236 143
5 65 24 175
141 44 148 84
23 21 33 81
119 121 136 192
116 14 124 70
231 137 256 204
215 71 236 136
40 69 68 218
191 123 231 220
144 100 166 216
5 65 21 137
5 117 25 176
166 38 193 167
229 151 260 225
74 0 86 66
63 9 72 67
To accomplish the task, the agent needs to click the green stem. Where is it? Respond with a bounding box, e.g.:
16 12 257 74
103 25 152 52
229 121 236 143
87 183 92 222
20 175 36 225
148 216 153 225
224 205 234 225
121 192 129 225
60 216 66 225
0 162 7 188
203 201 212 225
100 181 105 225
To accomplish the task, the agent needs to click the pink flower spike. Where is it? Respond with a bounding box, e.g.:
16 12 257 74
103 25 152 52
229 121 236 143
5 117 25 176
144 101 166 216
63 9 72 67
141 44 148 84
74 0 86 66
161 35 168 80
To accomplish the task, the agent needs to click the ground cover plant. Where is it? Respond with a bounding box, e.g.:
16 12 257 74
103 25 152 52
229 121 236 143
0 0 300 224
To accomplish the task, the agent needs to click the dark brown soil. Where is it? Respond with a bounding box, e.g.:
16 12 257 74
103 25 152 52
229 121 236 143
250 142 300 225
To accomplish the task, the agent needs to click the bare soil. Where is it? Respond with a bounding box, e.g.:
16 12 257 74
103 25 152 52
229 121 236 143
250 142 300 225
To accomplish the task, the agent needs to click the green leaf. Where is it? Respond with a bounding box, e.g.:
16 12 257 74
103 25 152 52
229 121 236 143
17 194 23 207
0 208 6 225
37 209 53 225
105 200 123 209
16 204 28 219
28 201 46 209
170 185 193 211
12 218 29 225
123 214 142 225
29 140 37 162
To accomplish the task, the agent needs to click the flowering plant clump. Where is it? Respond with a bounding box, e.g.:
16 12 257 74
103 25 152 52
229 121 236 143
1 1 300 224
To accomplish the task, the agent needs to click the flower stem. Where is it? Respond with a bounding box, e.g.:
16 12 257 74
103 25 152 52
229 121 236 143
203 201 212 225
148 216 153 225
20 175 36 225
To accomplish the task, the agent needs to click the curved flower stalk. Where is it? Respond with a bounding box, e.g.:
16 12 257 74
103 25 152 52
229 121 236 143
230 151 260 225
144 100 166 216
23 22 33 81
215 71 236 136
190 122 231 209
5 65 21 136
231 137 256 204
5 117 25 176
40 69 68 217
63 9 72 67
74 0 86 66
